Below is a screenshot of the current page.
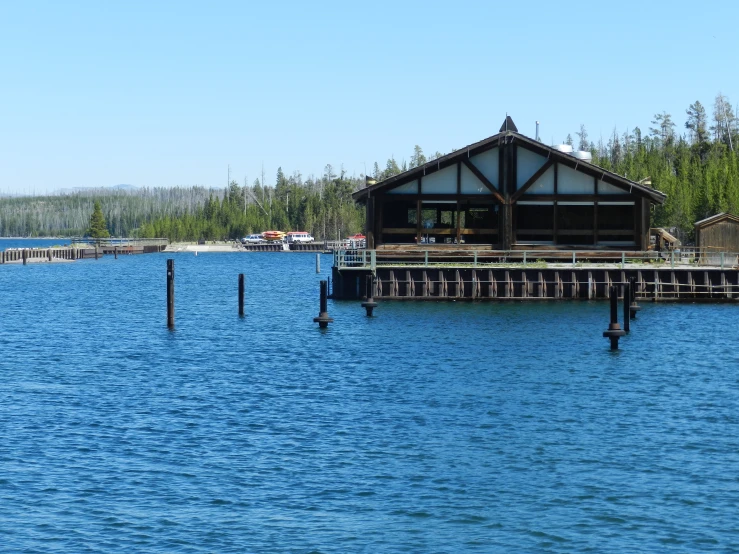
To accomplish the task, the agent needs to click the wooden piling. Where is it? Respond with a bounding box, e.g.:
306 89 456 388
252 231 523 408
22 249 27 265
167 259 175 329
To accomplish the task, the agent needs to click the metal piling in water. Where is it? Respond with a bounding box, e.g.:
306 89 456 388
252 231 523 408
360 274 378 317
603 285 625 350
313 280 334 329
167 259 175 329
238 273 245 317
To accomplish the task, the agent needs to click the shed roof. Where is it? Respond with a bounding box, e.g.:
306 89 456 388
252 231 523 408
353 118 667 205
694 212 739 228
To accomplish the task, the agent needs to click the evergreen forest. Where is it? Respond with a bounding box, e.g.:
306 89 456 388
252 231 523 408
1 94 737 244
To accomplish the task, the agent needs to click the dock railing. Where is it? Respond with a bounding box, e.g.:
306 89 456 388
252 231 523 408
333 248 739 271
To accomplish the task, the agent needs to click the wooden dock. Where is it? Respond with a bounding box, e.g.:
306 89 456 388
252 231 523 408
330 248 739 302
1 239 168 264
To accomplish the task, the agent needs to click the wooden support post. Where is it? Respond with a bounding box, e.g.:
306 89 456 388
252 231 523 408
167 259 175 329
521 271 528 298
588 272 594 299
22 249 27 265
704 271 710 299
238 273 245 316
538 271 545 297
114 246 118 259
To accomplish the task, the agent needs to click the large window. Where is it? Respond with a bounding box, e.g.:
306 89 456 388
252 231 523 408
461 204 498 244
382 200 417 243
598 203 635 244
419 202 457 244
557 203 594 246
516 202 553 243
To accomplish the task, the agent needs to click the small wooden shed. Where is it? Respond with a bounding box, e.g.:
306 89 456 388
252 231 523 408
694 213 739 251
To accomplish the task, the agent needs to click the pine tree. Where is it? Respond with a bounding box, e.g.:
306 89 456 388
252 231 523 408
685 100 708 144
87 201 110 239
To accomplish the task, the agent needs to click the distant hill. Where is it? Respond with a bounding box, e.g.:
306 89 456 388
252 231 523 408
55 184 139 195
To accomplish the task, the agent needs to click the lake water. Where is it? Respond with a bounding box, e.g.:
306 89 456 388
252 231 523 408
1 248 738 553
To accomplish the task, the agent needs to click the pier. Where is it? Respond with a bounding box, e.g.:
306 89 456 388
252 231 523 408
330 248 739 302
1 238 168 264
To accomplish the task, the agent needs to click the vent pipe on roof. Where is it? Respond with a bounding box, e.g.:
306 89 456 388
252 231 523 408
535 121 540 142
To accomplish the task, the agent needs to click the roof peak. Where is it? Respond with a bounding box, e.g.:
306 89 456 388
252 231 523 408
499 115 518 133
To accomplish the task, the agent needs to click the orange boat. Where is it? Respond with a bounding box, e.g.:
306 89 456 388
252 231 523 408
262 231 286 241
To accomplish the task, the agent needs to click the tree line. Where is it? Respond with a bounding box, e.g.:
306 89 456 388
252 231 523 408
560 93 738 242
1 92 737 243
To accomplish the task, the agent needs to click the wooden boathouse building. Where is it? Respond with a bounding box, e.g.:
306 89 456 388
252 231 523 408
353 117 666 251
695 213 739 252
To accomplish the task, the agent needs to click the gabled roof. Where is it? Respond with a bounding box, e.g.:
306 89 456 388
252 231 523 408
353 118 667 205
694 212 739 228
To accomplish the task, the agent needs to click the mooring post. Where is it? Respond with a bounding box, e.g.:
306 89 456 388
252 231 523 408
313 280 334 328
622 281 630 333
603 285 625 350
114 246 118 260
238 273 245 316
22 249 27 266
95 245 99 260
316 253 320 274
361 274 378 317
629 276 641 319
47 248 52 262
167 259 175 329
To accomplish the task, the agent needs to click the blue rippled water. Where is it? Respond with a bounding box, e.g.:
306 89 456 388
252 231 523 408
1 250 738 553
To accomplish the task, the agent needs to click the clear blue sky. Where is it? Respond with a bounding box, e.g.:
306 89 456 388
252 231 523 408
1 0 737 194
